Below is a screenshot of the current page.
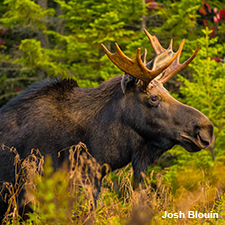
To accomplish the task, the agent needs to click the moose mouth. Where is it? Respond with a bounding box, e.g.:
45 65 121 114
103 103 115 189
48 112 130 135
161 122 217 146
179 133 210 152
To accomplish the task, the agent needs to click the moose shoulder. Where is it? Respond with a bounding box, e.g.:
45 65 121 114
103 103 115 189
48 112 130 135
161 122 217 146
0 30 214 220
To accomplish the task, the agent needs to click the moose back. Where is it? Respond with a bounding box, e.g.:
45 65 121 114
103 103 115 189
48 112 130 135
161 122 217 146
0 30 214 220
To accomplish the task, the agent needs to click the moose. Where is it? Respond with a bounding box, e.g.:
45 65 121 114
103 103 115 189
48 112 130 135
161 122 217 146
0 29 214 221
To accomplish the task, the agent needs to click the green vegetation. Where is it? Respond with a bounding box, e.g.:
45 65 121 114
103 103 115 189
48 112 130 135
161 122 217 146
0 0 225 224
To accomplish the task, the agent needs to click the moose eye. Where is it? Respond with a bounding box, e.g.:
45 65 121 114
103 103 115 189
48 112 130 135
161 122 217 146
149 96 159 106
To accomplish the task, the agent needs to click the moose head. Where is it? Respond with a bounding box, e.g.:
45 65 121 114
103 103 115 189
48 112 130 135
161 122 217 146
101 29 214 158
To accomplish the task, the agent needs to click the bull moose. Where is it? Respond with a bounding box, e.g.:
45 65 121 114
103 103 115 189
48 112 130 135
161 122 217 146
0 29 214 221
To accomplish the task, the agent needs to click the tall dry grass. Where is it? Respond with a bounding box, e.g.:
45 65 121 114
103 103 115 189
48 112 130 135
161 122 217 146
1 143 225 224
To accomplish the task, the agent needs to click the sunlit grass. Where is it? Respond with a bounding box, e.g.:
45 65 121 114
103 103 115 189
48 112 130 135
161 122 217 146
2 143 225 224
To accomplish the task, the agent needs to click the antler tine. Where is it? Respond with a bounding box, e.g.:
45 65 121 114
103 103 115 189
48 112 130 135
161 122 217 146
168 39 173 50
144 28 200 84
144 29 173 54
160 43 200 83
101 42 180 84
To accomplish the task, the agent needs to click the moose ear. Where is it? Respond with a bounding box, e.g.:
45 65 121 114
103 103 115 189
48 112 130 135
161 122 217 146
121 74 138 94
145 50 173 80
121 50 147 94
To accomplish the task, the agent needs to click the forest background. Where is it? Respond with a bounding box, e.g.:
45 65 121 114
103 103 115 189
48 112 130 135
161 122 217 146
0 0 225 224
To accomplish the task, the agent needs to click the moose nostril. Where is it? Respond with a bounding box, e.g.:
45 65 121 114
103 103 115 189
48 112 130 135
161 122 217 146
194 125 200 136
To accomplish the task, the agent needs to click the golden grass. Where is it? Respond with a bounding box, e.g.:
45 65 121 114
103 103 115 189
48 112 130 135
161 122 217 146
1 143 225 224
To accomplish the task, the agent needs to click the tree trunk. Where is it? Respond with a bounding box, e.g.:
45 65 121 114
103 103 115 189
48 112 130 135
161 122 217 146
56 3 65 34
141 0 146 31
38 0 49 49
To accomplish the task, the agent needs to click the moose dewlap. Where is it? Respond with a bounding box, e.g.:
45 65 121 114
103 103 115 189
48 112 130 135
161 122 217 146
0 29 214 221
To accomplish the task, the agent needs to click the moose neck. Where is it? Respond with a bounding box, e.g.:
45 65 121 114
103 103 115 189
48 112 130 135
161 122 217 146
67 76 149 171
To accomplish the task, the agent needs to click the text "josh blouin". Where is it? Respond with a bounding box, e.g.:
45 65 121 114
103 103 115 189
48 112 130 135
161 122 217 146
162 211 218 219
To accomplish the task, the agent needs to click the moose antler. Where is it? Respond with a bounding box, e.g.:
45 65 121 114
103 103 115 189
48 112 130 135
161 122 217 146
101 42 181 84
143 29 200 83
